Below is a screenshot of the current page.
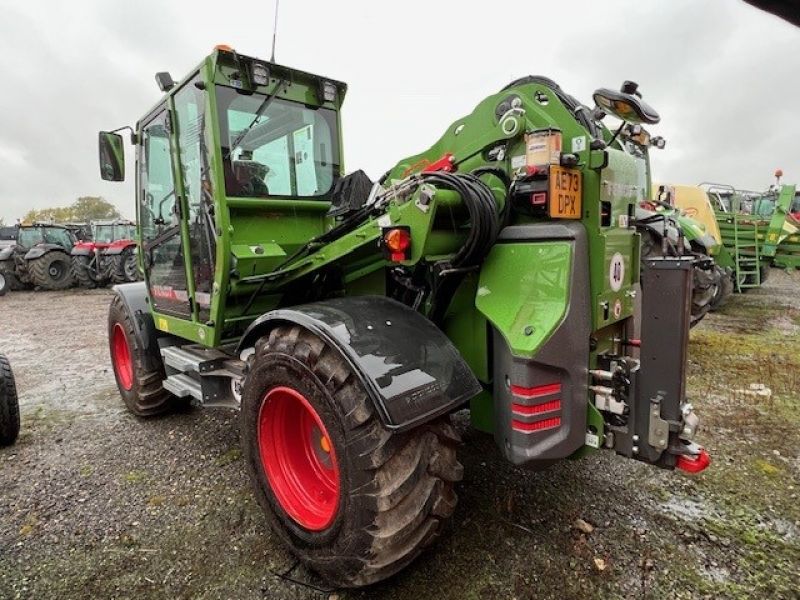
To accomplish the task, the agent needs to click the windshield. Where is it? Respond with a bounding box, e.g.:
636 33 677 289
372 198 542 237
216 86 340 199
94 224 135 243
18 227 73 249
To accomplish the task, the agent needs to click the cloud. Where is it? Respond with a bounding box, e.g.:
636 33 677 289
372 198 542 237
0 0 797 221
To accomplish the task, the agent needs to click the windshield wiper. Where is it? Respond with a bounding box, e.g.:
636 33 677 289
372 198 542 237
224 77 287 160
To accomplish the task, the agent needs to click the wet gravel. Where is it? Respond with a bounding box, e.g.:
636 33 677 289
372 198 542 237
0 282 798 599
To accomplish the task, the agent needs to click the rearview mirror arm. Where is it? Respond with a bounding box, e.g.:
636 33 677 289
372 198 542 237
110 125 138 145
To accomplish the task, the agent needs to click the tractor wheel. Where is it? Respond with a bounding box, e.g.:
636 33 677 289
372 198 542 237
0 354 20 447
29 251 74 290
111 248 139 284
709 265 734 310
0 272 7 296
640 231 714 328
241 325 462 588
0 259 23 291
688 265 716 327
108 294 174 417
72 255 104 289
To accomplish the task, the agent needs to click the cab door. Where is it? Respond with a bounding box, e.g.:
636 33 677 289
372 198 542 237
137 108 192 318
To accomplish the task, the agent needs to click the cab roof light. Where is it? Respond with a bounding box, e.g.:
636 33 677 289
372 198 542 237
319 80 337 103
251 62 270 86
215 44 235 52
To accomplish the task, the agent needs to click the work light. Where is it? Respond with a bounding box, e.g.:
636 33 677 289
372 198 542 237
252 62 270 86
319 80 337 103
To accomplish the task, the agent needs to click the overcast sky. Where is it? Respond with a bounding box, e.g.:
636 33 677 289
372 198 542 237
0 0 797 221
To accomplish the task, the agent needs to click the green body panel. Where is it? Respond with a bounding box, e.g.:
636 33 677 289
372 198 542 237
475 242 572 357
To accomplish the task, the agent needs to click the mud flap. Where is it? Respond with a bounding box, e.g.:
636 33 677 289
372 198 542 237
481 223 592 467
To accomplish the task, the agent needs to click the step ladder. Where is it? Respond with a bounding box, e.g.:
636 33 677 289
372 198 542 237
160 344 244 408
732 214 762 292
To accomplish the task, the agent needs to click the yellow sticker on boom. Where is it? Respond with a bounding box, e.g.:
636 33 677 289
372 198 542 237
157 317 169 332
549 166 582 219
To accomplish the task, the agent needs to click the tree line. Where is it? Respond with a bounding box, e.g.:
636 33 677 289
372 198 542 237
4 197 122 225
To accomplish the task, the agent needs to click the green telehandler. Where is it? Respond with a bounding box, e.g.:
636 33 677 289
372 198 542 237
99 47 709 587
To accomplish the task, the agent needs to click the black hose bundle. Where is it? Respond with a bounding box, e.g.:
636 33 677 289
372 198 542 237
417 171 501 322
420 171 500 270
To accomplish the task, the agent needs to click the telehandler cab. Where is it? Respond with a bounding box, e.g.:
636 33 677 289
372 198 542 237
99 46 709 587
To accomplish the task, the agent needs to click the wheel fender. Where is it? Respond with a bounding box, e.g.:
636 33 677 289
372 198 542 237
71 245 93 257
237 296 481 432
634 206 681 244
0 247 14 261
104 243 135 256
112 282 161 356
24 244 65 261
24 247 46 260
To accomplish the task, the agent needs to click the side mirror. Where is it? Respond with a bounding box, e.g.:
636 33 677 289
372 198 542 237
592 88 660 125
98 132 125 182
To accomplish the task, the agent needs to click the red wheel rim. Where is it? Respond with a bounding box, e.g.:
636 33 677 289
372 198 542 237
111 323 133 391
258 386 340 531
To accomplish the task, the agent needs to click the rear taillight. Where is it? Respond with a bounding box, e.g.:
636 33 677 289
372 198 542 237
380 227 411 262
510 381 563 433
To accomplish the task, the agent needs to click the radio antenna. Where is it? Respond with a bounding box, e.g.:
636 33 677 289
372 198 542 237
270 0 280 63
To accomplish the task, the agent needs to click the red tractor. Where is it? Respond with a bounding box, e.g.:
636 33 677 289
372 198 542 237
71 220 139 288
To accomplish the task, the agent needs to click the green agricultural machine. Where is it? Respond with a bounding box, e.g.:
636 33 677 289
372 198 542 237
99 47 709 587
616 127 729 325
703 182 800 290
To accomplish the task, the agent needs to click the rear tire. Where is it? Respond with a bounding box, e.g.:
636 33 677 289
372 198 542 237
108 294 174 417
29 251 74 290
72 255 103 289
241 325 462 588
111 247 139 284
0 354 20 447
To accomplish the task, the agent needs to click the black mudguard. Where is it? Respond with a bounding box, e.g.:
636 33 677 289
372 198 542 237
103 243 135 256
23 244 68 261
238 296 481 432
112 282 162 356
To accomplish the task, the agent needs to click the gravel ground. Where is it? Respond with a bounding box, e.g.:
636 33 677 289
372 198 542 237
0 277 798 600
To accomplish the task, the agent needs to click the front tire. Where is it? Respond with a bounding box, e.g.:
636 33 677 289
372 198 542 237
108 294 174 417
709 265 733 310
0 259 23 291
0 354 20 446
29 251 74 290
241 325 462 588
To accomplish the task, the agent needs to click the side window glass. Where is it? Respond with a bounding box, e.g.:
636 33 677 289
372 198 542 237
140 119 177 241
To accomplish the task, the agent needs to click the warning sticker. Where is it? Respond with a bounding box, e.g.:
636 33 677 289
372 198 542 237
609 253 625 292
571 136 586 153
